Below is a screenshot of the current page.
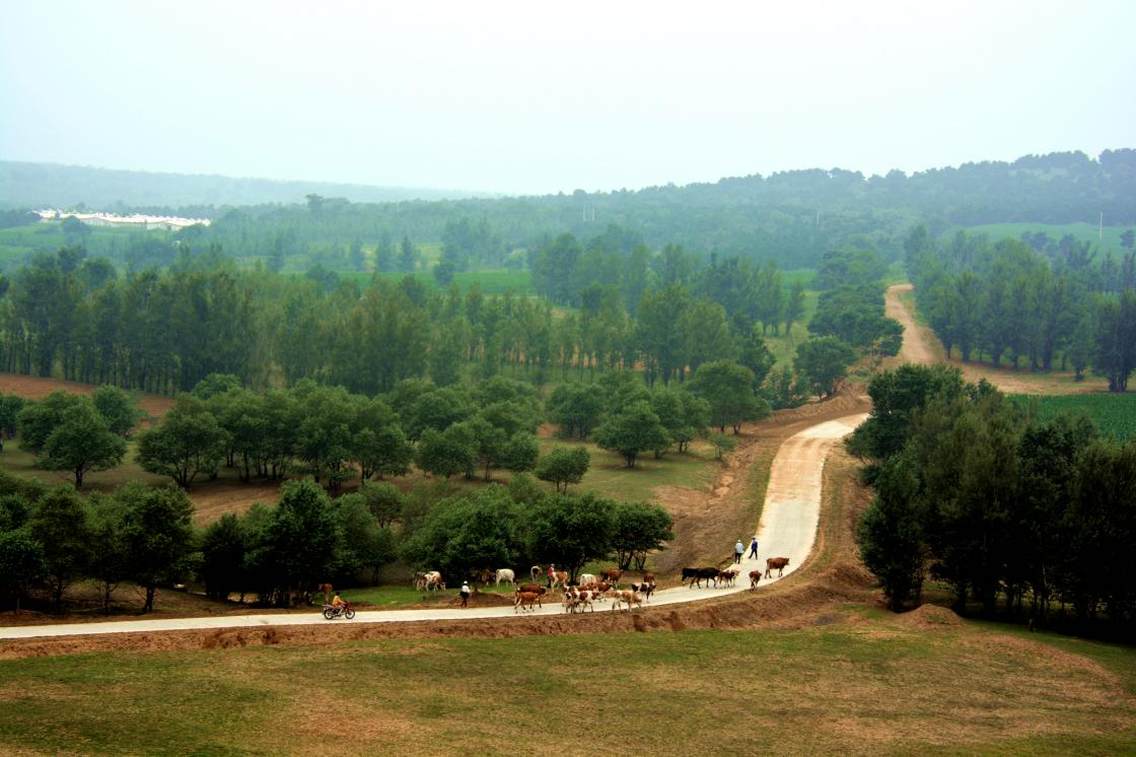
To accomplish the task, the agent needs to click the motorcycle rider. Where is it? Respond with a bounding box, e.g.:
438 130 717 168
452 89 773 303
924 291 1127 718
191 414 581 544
331 592 346 610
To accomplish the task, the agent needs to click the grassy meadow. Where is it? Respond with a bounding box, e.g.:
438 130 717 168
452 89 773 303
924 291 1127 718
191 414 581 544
1 615 1132 755
963 221 1134 252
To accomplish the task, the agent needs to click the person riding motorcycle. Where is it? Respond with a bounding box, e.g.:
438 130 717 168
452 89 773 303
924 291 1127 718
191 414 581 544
331 593 346 609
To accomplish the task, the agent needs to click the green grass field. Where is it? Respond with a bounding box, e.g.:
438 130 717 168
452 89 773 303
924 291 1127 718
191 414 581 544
1012 393 1136 440
536 437 717 503
963 222 1134 253
1 616 1132 754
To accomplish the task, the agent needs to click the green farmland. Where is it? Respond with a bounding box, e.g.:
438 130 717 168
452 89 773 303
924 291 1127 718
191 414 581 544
1013 393 1136 440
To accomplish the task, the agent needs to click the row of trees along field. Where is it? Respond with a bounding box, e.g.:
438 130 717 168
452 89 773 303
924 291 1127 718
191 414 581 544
851 365 1136 631
905 225 1136 391
0 467 672 613
0 235 822 395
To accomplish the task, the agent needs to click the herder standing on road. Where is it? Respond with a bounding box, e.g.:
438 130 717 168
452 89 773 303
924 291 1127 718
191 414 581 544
734 539 744 565
460 581 472 608
749 536 759 559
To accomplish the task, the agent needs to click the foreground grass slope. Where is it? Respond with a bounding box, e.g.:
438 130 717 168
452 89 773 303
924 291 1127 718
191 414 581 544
0 617 1132 755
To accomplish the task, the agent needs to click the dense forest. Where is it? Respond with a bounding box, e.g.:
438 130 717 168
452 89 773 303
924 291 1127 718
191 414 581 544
905 226 1136 391
4 150 1134 272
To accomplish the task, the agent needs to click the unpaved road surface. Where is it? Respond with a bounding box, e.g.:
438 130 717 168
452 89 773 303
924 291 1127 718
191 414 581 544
0 413 868 641
886 283 939 366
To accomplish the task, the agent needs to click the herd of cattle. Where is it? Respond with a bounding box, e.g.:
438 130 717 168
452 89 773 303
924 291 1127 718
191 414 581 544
410 556 792 614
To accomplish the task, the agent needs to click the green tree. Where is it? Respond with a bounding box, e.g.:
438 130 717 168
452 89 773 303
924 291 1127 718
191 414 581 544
795 337 857 398
87 494 130 612
535 446 591 492
119 484 196 612
200 512 247 601
399 235 418 272
547 383 605 440
688 360 770 433
136 396 228 487
857 453 926 610
400 487 524 581
528 492 616 579
593 400 670 468
17 392 87 453
0 394 26 449
610 501 674 570
91 385 144 437
265 479 341 605
331 493 396 584
0 530 44 610
38 403 127 488
358 481 404 528
27 487 91 608
416 427 476 479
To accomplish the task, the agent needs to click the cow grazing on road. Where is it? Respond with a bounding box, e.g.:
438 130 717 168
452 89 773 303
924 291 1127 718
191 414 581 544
765 557 790 578
748 570 762 590
682 567 721 588
495 569 516 587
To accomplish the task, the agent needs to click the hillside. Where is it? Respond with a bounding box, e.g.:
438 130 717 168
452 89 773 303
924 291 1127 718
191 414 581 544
0 161 491 213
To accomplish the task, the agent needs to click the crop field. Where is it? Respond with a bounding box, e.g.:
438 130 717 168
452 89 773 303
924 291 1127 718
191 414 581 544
963 222 1134 252
1012 393 1136 440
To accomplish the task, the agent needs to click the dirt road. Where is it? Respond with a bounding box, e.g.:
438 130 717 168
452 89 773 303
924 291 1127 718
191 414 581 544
885 283 939 366
0 412 868 641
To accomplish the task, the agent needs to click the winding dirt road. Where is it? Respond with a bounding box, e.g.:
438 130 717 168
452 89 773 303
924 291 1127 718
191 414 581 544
0 413 868 641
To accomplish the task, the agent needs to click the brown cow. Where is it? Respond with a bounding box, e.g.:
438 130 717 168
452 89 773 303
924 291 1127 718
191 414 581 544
601 568 623 585
514 591 540 613
517 583 547 596
748 570 762 590
764 557 790 578
641 572 655 585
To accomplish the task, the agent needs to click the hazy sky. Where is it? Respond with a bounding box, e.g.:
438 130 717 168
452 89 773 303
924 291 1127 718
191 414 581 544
2 1 1133 195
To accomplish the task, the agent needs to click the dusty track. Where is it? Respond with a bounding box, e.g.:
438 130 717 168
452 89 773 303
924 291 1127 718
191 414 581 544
0 373 174 420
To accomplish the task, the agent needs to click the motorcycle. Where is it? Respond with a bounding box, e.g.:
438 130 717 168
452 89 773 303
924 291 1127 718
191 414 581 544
322 603 356 620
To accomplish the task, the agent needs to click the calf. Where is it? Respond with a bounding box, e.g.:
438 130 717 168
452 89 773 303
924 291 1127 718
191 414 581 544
764 557 791 579
748 570 762 590
717 568 739 587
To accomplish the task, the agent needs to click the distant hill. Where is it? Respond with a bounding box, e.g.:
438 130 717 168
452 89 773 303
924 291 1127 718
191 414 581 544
0 161 492 214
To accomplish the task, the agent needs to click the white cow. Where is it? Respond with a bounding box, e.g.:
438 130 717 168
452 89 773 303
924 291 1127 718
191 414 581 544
495 568 516 588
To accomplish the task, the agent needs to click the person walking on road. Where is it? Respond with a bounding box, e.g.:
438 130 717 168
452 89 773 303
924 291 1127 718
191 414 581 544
734 539 745 565
749 536 759 559
459 581 472 608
